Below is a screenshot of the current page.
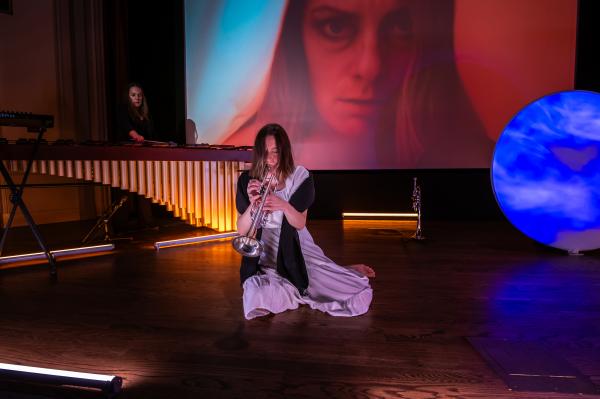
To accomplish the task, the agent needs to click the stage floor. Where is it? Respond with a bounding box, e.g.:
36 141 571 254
0 219 599 398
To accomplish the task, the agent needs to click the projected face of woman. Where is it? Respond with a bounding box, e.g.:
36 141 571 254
303 0 416 136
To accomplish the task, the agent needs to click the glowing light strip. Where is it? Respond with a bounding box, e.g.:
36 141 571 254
154 231 238 250
343 212 417 218
0 362 122 394
0 362 115 382
0 244 115 264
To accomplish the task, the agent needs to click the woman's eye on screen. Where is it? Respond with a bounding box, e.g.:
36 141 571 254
313 16 357 43
381 10 413 45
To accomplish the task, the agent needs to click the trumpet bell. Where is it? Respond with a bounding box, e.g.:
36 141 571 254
232 236 263 257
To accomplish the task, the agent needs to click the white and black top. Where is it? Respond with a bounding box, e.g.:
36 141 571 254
236 165 372 319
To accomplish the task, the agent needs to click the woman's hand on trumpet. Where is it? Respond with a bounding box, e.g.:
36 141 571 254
262 192 308 230
247 179 262 205
262 192 288 212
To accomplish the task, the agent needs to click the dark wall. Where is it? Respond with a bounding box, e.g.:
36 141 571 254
104 0 185 144
127 0 185 143
575 0 600 93
108 0 597 221
311 169 503 221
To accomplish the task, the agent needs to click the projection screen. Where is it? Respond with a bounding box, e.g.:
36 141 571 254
185 0 577 170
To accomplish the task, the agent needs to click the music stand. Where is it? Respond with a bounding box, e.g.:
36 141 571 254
82 195 133 244
0 126 57 274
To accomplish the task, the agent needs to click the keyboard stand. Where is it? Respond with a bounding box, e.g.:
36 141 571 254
0 127 57 275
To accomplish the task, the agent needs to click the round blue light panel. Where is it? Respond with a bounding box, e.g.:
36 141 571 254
492 90 600 252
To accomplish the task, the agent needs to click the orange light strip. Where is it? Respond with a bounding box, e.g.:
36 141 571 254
342 212 417 218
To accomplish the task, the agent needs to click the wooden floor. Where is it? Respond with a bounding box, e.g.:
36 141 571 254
0 218 599 398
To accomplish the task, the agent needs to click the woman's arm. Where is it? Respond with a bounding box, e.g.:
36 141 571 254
236 205 254 235
236 178 262 235
263 194 307 230
129 130 144 142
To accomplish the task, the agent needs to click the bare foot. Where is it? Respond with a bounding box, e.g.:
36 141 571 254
348 264 376 278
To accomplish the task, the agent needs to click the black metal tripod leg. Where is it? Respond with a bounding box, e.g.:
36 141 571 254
0 157 29 255
14 198 57 273
0 161 18 255
0 199 19 255
0 148 56 274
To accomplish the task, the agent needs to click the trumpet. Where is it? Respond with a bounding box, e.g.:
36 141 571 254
232 168 277 257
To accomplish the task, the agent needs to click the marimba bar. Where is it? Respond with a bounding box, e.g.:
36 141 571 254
0 143 252 232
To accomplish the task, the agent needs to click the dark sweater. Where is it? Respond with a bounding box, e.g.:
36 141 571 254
117 105 155 142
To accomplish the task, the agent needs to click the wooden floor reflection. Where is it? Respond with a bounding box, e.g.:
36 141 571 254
0 219 599 398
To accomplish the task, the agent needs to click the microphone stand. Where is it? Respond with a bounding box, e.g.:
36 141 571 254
82 195 132 244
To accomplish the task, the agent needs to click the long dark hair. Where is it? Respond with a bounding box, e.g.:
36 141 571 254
250 123 295 182
125 82 150 121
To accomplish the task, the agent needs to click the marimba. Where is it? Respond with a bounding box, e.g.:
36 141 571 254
0 143 252 232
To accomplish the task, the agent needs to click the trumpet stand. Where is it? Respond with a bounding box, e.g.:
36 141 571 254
412 177 425 240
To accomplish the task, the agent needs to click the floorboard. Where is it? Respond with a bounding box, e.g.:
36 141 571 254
0 219 599 398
